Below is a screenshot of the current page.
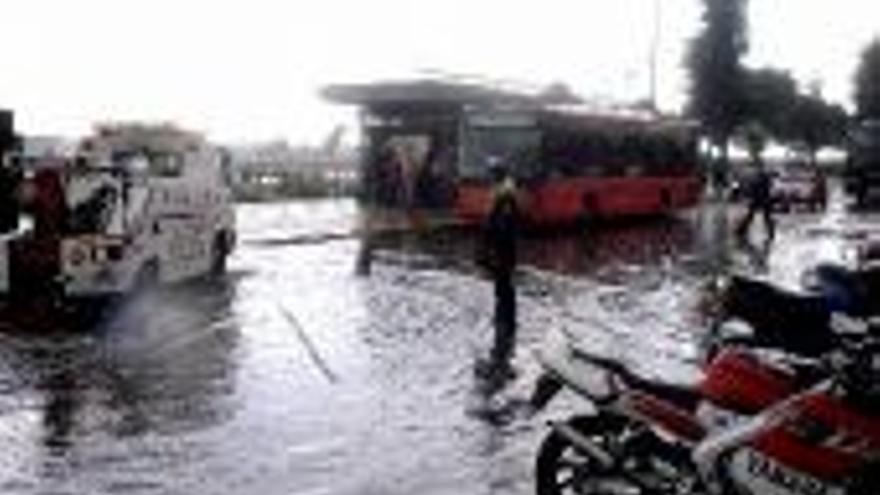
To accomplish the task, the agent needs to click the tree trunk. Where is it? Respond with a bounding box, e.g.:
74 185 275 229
719 136 731 189
720 138 731 168
808 146 818 168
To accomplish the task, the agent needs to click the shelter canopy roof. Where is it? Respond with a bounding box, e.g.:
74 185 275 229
322 79 537 108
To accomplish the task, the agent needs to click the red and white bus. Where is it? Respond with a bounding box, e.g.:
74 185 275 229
324 80 702 226
455 106 701 224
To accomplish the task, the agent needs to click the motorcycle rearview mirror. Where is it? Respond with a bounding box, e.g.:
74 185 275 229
826 348 852 377
800 267 820 291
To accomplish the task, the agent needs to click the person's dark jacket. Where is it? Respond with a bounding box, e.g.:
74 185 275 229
748 167 773 208
0 166 19 233
481 191 519 276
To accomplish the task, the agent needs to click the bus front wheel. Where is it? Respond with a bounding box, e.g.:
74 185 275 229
134 260 160 292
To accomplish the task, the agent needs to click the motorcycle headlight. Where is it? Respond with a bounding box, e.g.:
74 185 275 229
800 267 819 291
711 274 731 294
715 319 755 340
699 318 755 363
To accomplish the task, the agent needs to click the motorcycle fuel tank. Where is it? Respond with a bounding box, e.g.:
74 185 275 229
701 348 799 415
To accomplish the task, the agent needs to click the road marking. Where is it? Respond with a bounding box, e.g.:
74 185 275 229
276 305 338 384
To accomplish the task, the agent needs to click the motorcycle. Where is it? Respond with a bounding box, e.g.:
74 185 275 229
701 262 880 361
530 316 880 495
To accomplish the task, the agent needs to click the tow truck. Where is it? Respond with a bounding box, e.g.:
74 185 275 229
0 123 236 329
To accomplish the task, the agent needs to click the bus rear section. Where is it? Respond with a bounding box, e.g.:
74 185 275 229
323 79 701 227
454 109 702 226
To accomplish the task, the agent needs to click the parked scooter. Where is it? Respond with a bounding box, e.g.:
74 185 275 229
530 316 880 495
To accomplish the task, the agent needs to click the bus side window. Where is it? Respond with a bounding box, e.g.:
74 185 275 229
544 132 570 177
666 140 685 175
650 139 667 175
593 136 615 176
219 150 234 186
556 132 592 177
646 138 662 176
641 137 656 175
574 135 589 175
686 139 699 172
624 136 645 177
606 136 626 176
562 133 580 177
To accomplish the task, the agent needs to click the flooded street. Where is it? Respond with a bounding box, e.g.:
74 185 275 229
0 191 875 495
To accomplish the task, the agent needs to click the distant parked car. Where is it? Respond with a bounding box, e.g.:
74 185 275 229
772 169 827 212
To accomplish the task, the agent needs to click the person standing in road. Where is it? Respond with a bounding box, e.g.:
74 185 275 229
477 163 520 381
0 159 21 234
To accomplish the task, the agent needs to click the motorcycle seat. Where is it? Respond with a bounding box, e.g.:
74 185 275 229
724 275 835 357
570 347 702 410
624 373 703 411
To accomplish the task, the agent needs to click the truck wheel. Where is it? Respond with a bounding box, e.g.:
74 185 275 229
134 260 159 292
210 232 230 276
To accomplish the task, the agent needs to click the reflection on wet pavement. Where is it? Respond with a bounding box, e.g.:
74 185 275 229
0 192 874 494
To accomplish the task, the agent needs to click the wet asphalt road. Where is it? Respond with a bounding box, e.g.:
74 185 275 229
0 189 874 495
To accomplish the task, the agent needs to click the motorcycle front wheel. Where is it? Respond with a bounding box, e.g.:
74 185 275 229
535 413 635 495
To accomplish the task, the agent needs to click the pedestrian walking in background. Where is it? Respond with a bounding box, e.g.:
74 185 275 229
476 162 520 383
0 158 21 234
735 124 775 242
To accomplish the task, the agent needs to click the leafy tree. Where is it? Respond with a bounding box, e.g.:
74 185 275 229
740 121 768 158
855 38 880 120
743 68 798 141
740 69 848 165
685 0 750 163
539 82 582 105
788 93 848 165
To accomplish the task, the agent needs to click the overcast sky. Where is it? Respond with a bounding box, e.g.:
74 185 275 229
0 0 877 144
